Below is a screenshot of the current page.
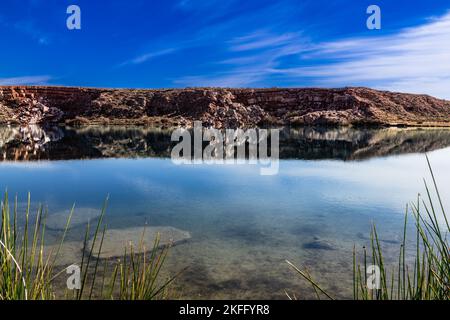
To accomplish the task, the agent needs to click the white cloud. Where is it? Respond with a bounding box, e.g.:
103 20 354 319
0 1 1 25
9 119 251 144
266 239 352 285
0 75 52 85
175 12 450 99
229 31 299 52
271 12 450 99
175 30 309 87
119 48 178 67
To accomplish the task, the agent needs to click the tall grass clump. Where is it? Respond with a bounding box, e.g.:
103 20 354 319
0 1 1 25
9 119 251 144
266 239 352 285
102 234 180 300
0 192 68 299
288 156 449 300
0 194 176 300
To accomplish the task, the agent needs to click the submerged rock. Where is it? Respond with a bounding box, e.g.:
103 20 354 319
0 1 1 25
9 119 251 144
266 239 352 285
88 226 191 259
46 207 102 230
302 238 335 251
31 241 84 267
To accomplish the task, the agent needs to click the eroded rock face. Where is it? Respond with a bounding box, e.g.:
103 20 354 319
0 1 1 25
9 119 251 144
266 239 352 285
10 98 63 124
0 86 449 127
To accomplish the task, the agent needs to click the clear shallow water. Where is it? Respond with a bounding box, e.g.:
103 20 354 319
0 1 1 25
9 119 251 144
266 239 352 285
1 125 450 299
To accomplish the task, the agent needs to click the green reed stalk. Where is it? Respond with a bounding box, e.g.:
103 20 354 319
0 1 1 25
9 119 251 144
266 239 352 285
1 194 177 300
288 156 449 300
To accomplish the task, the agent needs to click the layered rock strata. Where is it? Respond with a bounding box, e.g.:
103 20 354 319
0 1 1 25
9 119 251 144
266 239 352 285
0 86 449 127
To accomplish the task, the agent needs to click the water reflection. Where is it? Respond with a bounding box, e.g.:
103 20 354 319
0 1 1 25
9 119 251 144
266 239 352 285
1 125 450 299
1 125 450 161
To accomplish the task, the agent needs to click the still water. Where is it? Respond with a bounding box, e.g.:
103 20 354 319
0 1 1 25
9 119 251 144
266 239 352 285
1 125 449 299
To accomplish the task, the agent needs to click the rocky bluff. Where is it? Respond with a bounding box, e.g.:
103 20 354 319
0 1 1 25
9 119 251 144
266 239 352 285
0 86 449 127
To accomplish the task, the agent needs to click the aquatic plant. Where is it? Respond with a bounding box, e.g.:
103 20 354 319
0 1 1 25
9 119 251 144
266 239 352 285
0 194 175 300
288 156 449 300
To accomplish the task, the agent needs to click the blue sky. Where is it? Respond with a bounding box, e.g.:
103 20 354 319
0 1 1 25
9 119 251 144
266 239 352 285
1 0 450 98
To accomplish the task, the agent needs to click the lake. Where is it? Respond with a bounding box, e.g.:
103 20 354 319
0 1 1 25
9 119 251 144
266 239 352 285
1 125 449 299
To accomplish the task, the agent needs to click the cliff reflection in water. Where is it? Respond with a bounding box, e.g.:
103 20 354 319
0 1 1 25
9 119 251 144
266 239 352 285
1 125 450 161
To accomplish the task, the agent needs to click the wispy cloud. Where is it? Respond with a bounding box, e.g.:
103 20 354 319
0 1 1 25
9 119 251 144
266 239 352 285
229 31 300 52
0 75 52 86
119 48 179 67
119 0 242 69
175 11 450 99
175 29 310 87
270 12 450 99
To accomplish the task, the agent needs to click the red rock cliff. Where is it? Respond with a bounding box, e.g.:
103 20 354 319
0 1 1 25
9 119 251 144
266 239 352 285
0 86 449 127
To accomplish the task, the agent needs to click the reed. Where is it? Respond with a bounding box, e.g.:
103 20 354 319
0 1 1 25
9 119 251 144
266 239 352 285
288 156 449 300
0 194 176 300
